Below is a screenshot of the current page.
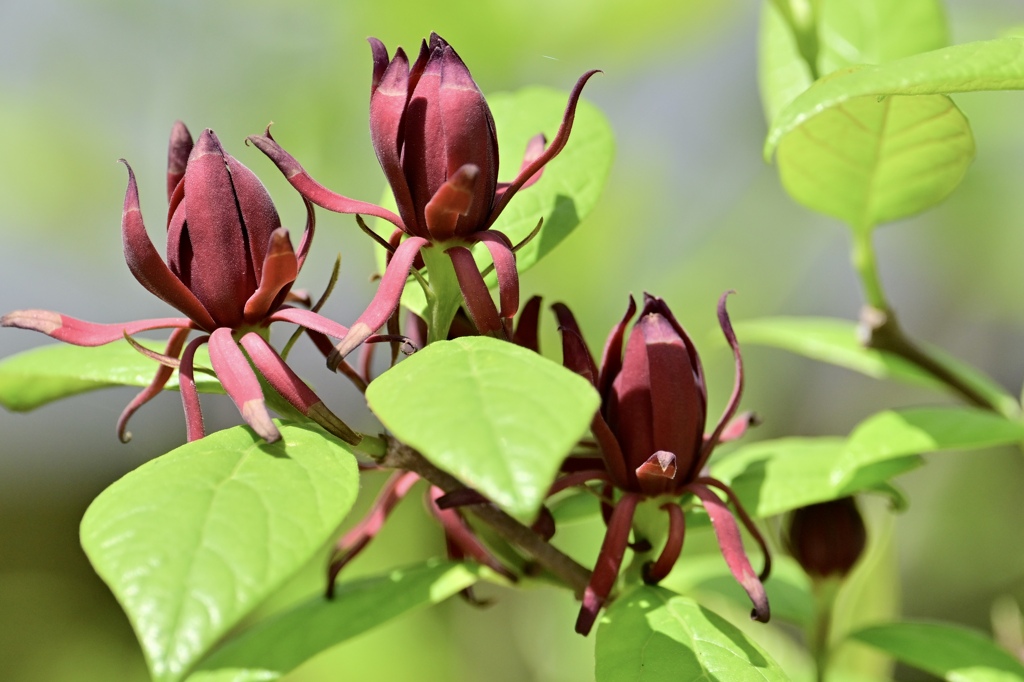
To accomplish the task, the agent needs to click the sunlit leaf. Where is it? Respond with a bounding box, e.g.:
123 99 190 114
366 336 599 521
758 0 816 124
851 621 1024 682
0 339 220 412
776 92 974 230
188 561 481 682
766 36 1024 155
595 585 790 681
80 423 359 682
736 317 1019 417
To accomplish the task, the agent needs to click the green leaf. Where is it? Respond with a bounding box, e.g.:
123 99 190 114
766 36 1024 156
736 317 1019 417
187 561 481 682
775 92 974 230
832 407 1024 488
816 0 948 74
758 0 816 124
711 436 923 518
80 422 359 682
366 336 599 520
851 621 1024 682
0 339 220 412
595 585 791 681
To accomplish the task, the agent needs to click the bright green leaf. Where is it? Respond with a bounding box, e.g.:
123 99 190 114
366 336 599 520
188 561 481 682
832 407 1024 488
736 317 1019 417
851 621 1024 682
766 36 1024 155
816 0 948 74
0 339 220 412
595 585 791 681
758 0 816 124
80 422 359 682
776 92 974 231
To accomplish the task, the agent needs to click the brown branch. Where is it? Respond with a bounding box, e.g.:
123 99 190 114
379 436 591 596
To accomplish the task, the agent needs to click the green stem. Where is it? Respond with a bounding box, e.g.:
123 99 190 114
850 229 889 312
809 577 840 682
419 245 464 345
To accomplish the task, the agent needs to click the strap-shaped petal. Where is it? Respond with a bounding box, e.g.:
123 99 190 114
166 121 193 203
512 295 542 352
244 227 298 323
643 503 686 584
120 161 218 330
426 486 517 582
240 332 360 445
447 246 502 337
597 296 637 400
576 492 641 636
1 310 193 346
424 163 478 241
179 334 210 442
247 128 405 230
117 327 191 443
208 327 279 443
697 291 744 474
495 133 546 199
472 231 519 336
268 306 351 340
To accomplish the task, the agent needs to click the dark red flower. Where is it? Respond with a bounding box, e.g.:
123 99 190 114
249 33 598 361
3 123 359 445
786 496 867 579
555 293 770 634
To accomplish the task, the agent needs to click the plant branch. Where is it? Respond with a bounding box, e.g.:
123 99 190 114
379 435 592 596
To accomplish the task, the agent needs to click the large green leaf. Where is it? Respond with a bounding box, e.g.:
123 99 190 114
736 317 1020 417
80 422 359 682
188 561 481 682
766 36 1024 155
851 621 1024 682
832 407 1024 488
0 339 220 412
775 92 974 230
595 585 790 681
365 336 599 520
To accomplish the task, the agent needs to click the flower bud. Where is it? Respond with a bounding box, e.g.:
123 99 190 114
787 497 867 579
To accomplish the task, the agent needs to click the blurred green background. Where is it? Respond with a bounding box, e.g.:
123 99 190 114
2 1 1024 680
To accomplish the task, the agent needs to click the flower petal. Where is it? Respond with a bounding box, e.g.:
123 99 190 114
597 295 637 399
447 245 502 337
179 334 210 442
472 231 519 336
1 310 193 346
424 163 478 241
166 121 193 203
495 133 546 200
243 227 298 323
576 492 641 636
643 503 686 584
698 291 745 472
512 295 542 352
116 327 191 443
208 327 279 443
268 306 351 340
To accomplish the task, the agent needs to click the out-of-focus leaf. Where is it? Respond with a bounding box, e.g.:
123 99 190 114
366 336 599 521
766 37 1024 155
736 317 1019 417
851 621 1024 682
775 92 974 231
188 561 481 682
816 0 948 74
832 407 1024 488
595 585 791 681
80 423 359 682
758 0 816 124
0 339 220 412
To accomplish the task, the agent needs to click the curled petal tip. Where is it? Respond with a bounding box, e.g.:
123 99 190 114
242 400 281 443
1 310 62 334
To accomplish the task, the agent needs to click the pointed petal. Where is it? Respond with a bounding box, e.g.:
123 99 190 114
268 306 350 340
240 332 360 445
576 492 640 636
495 133 546 199
167 121 193 202
512 295 542 352
247 127 405 229
472 231 519 335
244 228 298 323
548 469 612 497
552 302 598 384
367 37 390 95
294 197 316 270
597 295 637 399
119 161 218 330
208 327 279 443
700 476 772 581
447 246 502 337
179 334 210 442
1 310 193 346
698 291 744 472
424 163 478 241
117 327 191 443
426 487 517 581
644 503 686 583
636 450 677 496
488 70 601 226
225 150 281 285
716 411 760 444
327 237 430 364
689 483 770 623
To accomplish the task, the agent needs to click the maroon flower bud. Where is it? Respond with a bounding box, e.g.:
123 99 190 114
3 123 360 445
787 497 867 579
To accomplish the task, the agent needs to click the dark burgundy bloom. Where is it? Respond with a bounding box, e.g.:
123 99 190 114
250 33 598 362
2 123 358 445
556 293 770 635
786 496 867 579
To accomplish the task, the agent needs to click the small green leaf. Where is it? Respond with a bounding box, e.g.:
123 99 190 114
851 621 1024 682
766 36 1024 155
0 339 220 412
188 561 481 682
80 422 359 682
816 0 948 74
776 92 974 230
366 337 599 520
736 317 1019 417
595 585 791 681
832 407 1024 487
